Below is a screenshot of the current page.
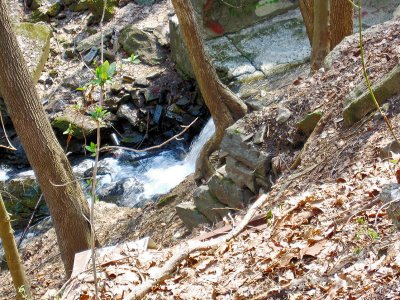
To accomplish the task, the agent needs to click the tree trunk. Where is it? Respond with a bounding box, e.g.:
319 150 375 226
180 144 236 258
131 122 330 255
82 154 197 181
0 0 92 277
311 0 330 71
299 0 353 50
171 0 247 180
0 193 31 300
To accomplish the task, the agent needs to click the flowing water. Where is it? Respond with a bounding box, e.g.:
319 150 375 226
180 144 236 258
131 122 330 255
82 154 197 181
76 118 215 206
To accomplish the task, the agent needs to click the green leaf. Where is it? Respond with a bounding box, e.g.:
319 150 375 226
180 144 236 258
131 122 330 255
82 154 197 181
367 228 379 240
85 141 97 156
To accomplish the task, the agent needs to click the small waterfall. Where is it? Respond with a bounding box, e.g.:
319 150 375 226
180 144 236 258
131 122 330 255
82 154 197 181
140 118 215 200
85 118 216 206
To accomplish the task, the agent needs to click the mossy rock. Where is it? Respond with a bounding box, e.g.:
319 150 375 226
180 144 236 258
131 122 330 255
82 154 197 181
29 7 50 22
296 110 323 136
87 0 119 23
69 0 90 12
118 25 166 65
51 111 100 139
1 176 48 229
46 1 63 17
343 64 400 125
14 22 52 84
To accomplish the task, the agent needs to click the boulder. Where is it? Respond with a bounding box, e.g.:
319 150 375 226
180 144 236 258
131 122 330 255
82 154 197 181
221 123 271 176
208 166 253 208
191 0 297 37
51 109 105 139
169 9 310 82
225 156 258 193
75 28 114 52
69 0 90 12
296 110 323 136
176 201 210 229
193 185 228 223
87 0 119 23
343 64 400 125
14 22 52 84
118 25 167 65
1 172 48 229
117 103 140 127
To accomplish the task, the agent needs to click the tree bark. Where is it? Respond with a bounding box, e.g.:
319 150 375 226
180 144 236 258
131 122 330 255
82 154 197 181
0 193 31 300
311 0 331 71
171 0 247 181
0 0 92 277
299 0 353 51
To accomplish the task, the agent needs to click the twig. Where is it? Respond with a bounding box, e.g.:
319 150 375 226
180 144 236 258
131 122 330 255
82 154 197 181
0 110 16 150
17 194 44 249
100 117 198 153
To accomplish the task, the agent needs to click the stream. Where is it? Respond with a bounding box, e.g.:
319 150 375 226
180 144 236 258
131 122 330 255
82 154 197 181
0 118 215 209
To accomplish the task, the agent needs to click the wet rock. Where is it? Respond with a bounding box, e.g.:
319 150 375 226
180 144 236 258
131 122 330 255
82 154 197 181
379 183 400 230
379 140 400 159
121 132 143 145
208 166 253 208
276 106 292 124
153 104 163 124
193 185 228 223
296 110 323 136
118 177 145 207
176 96 191 107
118 25 167 65
176 201 210 229
117 103 140 126
1 173 48 229
343 64 400 125
188 105 204 117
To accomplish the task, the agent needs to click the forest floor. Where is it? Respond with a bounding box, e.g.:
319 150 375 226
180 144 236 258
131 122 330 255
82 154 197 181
1 1 400 300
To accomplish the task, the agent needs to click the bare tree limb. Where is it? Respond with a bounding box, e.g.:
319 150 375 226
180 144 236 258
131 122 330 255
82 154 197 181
100 117 199 153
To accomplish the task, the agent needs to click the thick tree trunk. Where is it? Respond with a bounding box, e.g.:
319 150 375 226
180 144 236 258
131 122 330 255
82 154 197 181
0 194 31 300
171 0 247 181
311 0 330 71
0 0 92 277
299 0 353 50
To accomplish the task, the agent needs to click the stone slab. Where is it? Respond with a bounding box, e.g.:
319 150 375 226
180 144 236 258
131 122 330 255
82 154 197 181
176 201 210 229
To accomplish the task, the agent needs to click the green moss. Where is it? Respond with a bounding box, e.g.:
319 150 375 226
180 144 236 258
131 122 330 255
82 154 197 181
157 194 177 207
47 2 63 17
87 0 119 23
28 8 49 22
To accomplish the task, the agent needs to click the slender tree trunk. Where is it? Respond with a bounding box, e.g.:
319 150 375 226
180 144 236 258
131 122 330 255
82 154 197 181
171 0 247 180
0 0 92 277
299 0 353 50
311 0 331 71
0 194 31 300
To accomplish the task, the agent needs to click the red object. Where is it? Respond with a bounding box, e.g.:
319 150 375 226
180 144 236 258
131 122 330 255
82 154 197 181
206 20 224 35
